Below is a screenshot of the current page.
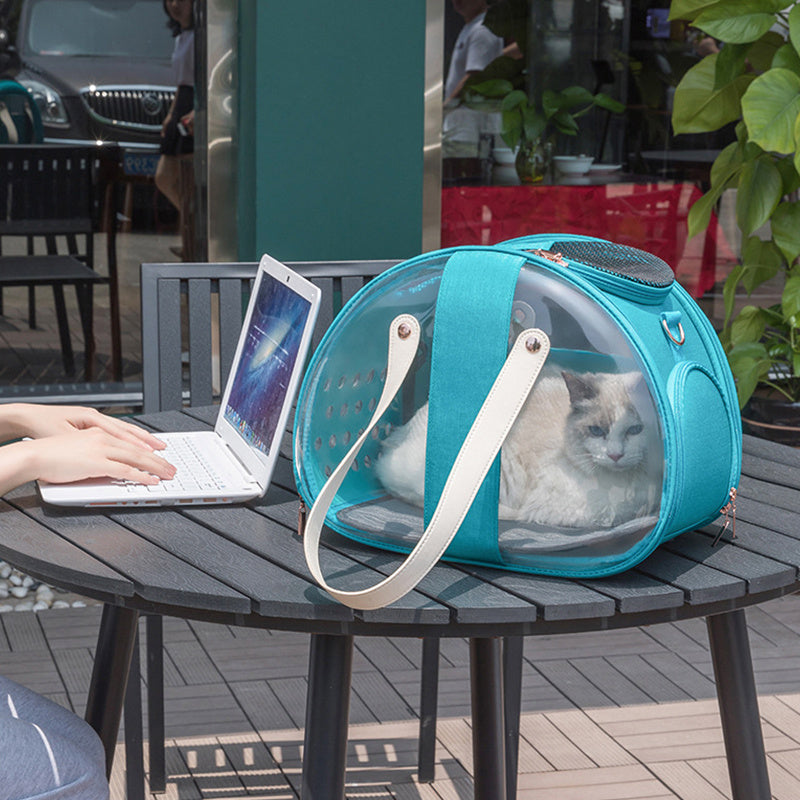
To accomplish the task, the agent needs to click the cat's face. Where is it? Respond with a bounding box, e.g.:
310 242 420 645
561 371 647 474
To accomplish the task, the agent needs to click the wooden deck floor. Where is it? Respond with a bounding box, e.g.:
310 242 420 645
4 594 800 799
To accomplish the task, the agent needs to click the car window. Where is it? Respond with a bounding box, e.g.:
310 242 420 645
24 0 172 58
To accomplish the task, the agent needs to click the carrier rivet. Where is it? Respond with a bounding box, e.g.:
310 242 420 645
525 336 541 353
398 322 412 340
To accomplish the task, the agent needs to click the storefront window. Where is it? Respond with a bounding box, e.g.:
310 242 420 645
440 0 737 309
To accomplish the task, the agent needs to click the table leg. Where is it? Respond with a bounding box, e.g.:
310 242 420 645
470 637 507 800
706 609 771 800
85 604 140 777
123 631 145 800
302 633 353 799
417 637 440 783
503 636 523 800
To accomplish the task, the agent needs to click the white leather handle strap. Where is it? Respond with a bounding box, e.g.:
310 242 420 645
303 314 551 610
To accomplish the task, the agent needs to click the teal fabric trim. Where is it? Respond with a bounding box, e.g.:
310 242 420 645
424 249 525 564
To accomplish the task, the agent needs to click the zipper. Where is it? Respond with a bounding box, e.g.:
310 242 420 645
713 487 737 546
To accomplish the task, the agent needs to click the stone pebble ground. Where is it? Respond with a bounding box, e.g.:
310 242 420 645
0 561 97 612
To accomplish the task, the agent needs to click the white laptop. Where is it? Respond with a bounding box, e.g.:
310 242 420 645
39 254 321 507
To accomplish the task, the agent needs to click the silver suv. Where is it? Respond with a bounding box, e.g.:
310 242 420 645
12 0 176 147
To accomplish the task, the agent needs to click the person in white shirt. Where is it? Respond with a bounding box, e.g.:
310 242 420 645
443 0 504 158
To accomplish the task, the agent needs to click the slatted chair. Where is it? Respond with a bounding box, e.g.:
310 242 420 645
132 259 451 797
0 144 121 380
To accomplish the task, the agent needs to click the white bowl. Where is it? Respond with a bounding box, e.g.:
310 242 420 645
492 147 516 166
553 155 594 175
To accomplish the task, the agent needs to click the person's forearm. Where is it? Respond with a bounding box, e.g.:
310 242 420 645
0 440 40 495
0 404 43 443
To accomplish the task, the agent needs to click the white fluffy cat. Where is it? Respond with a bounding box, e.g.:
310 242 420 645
374 370 660 529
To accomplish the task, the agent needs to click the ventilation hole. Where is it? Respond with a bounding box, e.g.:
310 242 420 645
314 437 322 451
354 399 363 414
328 434 337 449
351 460 359 472
368 397 377 412
366 369 375 383
371 428 379 440
324 465 332 477
352 373 361 388
363 455 372 469
323 378 331 392
338 375 347 389
342 431 351 445
383 423 393 437
340 403 348 417
380 367 387 382
325 405 334 419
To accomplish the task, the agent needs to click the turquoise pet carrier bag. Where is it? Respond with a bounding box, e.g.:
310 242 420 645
294 235 742 609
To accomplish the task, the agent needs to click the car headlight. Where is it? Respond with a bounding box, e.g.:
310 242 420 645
16 78 69 127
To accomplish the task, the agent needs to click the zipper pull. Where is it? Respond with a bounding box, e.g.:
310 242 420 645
713 487 737 547
527 248 568 267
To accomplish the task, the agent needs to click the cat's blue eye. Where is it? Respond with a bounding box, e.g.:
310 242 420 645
627 424 644 436
588 425 606 437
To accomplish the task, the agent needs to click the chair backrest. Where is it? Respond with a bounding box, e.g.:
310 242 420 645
0 144 96 263
140 259 400 413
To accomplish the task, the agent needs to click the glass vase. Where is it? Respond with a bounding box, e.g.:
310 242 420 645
514 139 552 184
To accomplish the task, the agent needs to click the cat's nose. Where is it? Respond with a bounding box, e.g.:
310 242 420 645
608 452 623 462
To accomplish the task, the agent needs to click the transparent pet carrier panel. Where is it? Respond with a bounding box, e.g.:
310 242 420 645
294 251 666 574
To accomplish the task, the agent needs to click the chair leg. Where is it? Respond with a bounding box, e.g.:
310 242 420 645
51 284 75 376
417 638 439 782
74 281 96 381
27 285 36 328
146 615 167 793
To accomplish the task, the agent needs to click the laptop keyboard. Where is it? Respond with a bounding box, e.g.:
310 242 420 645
112 436 233 494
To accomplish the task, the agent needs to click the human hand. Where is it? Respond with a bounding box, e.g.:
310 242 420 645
14 428 176 487
180 109 194 135
2 404 166 452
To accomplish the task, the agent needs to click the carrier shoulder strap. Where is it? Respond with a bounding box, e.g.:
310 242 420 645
302 314 550 610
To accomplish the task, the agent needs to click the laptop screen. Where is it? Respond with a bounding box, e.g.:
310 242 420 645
223 271 312 456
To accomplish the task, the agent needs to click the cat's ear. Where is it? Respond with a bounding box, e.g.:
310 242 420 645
561 371 597 404
620 371 645 395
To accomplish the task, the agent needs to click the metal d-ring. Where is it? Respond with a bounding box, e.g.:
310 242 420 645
662 318 685 345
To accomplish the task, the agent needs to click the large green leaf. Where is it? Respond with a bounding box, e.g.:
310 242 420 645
772 200 800 262
669 0 723 22
742 68 800 153
749 31 789 72
593 92 625 113
740 235 783 292
730 304 767 346
736 156 783 235
672 55 753 133
694 1 787 44
723 264 745 327
783 273 800 319
790 3 800 56
715 43 749 89
773 43 800 76
727 340 773 407
688 187 724 238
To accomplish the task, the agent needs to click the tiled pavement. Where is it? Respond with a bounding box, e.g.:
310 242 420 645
5 595 800 798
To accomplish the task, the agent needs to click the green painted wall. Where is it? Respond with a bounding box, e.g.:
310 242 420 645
237 2 427 262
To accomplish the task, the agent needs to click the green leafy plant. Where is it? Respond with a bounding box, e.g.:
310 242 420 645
670 0 800 407
463 73 623 153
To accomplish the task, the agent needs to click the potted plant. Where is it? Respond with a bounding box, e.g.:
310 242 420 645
462 73 624 182
669 0 800 443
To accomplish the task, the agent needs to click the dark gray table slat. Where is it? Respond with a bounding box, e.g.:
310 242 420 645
7 487 250 614
663 529 796 594
635 549 745 604
134 410 210 433
743 434 800 468
109 509 353 622
734 496 800 541
699 520 800 572
738 475 800 515
580 572 685 614
0 499 132 599
457 566 616 621
741 453 800 490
